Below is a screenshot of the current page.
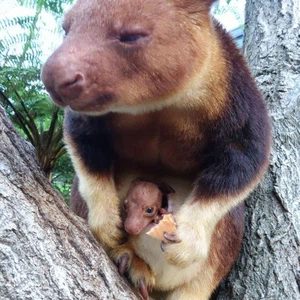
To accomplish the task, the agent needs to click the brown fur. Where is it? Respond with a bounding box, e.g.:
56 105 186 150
111 109 207 174
209 203 245 285
42 0 271 299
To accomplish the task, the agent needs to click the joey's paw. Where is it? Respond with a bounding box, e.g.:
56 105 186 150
110 245 133 274
129 256 155 300
162 225 209 267
137 278 151 300
118 253 130 275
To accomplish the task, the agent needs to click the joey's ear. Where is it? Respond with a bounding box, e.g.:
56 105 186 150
158 183 175 195
132 177 143 184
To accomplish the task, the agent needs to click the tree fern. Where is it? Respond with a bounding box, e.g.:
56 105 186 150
0 0 74 199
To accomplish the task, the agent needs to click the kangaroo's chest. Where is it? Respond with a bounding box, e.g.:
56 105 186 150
111 110 206 174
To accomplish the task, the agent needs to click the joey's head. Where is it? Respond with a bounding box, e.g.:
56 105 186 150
41 0 216 115
122 179 174 235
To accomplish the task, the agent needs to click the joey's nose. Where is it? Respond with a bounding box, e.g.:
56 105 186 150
124 224 141 235
57 72 85 101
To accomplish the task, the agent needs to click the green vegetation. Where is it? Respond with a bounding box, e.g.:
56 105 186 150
0 0 74 200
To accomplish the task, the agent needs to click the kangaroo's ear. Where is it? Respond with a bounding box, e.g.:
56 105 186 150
205 0 217 5
200 0 217 6
173 0 217 9
157 183 175 195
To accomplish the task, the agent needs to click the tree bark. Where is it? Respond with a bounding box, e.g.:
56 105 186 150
0 106 140 299
215 0 300 299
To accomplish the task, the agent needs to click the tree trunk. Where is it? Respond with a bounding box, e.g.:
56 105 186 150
215 0 300 299
0 105 140 299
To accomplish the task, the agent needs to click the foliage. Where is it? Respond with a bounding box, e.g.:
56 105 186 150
0 0 74 200
51 153 74 206
213 0 245 30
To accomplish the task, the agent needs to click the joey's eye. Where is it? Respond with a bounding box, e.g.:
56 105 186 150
145 207 156 216
123 202 127 210
119 33 146 43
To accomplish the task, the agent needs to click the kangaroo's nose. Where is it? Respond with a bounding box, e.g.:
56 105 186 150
41 48 87 106
57 72 85 101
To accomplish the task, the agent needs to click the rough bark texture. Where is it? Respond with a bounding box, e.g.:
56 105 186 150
215 0 300 299
0 105 140 299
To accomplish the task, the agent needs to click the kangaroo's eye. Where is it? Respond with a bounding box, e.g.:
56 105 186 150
119 33 145 43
